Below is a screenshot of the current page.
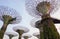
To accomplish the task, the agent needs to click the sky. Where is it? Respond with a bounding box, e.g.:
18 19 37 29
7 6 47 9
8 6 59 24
0 0 60 39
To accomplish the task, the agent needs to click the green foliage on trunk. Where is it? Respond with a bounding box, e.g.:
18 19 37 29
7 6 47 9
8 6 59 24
0 30 4 39
40 18 60 39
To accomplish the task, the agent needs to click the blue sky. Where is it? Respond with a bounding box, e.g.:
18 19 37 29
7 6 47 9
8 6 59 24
0 0 60 39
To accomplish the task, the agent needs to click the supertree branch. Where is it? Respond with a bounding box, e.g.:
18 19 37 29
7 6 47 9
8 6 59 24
51 18 60 24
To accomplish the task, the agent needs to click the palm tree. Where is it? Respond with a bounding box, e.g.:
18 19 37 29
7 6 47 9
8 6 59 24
13 26 29 39
0 6 22 39
5 32 18 39
25 0 60 39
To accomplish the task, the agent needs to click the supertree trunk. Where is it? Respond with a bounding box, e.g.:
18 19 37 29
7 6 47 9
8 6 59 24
18 36 21 39
0 30 4 39
9 37 12 39
40 18 60 39
0 23 8 39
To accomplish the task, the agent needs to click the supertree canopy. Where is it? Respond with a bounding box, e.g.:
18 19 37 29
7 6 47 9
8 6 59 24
25 0 60 18
0 6 22 24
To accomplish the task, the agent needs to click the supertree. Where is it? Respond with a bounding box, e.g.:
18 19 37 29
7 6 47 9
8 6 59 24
22 33 32 39
33 32 40 39
0 6 22 39
5 32 18 39
25 0 60 39
13 26 29 39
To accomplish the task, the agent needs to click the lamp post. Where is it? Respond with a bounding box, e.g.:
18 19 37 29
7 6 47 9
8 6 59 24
0 6 22 39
